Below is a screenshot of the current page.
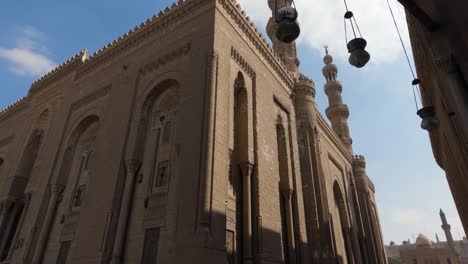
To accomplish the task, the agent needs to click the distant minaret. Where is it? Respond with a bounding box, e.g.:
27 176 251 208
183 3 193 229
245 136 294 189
440 209 456 252
436 233 440 243
322 48 353 153
266 0 299 77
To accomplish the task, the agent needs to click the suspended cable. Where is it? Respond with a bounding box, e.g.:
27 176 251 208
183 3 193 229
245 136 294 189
386 0 416 79
343 0 350 11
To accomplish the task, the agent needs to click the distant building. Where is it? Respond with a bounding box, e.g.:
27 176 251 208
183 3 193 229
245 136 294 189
385 210 468 263
400 234 459 264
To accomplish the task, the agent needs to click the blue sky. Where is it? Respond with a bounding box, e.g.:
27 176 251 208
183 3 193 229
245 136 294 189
0 0 465 245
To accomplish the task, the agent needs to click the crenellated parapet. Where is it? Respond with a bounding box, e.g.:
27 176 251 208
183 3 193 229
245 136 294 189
295 74 316 98
352 154 366 169
0 97 28 121
23 0 298 97
30 49 87 93
294 73 318 129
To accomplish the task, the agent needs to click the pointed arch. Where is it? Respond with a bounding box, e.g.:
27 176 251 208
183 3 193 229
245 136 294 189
0 111 49 261
56 115 100 187
227 71 250 263
333 181 354 264
133 79 180 263
134 79 179 162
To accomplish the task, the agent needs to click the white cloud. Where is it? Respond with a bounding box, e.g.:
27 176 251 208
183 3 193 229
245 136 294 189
236 0 411 65
391 209 421 225
0 26 56 77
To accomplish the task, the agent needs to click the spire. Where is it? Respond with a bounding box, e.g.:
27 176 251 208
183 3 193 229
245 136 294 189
440 208 456 252
322 51 353 153
266 0 299 77
440 209 448 224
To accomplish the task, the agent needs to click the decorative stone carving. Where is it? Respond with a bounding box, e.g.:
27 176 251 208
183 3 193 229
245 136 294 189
231 47 256 79
139 43 191 76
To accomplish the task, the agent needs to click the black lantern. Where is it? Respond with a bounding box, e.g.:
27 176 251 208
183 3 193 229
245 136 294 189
412 79 439 131
275 5 300 43
417 106 439 131
344 11 370 68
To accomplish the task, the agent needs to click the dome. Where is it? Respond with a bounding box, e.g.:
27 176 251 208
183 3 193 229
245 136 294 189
415 234 432 248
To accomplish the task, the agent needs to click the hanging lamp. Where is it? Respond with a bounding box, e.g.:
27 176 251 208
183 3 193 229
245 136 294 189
385 0 438 131
412 79 439 131
344 10 370 68
274 0 300 43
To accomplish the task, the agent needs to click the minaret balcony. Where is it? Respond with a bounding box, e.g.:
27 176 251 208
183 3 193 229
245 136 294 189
325 104 349 119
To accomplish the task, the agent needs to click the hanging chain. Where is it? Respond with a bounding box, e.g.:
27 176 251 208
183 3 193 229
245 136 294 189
343 0 350 11
352 16 362 38
387 0 416 79
386 0 425 110
344 18 348 43
290 0 297 8
412 86 420 110
343 0 358 39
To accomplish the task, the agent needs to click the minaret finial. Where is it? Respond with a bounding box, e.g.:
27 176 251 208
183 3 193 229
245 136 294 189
324 45 329 55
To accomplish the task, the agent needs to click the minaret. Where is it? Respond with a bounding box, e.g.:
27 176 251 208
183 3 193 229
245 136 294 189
440 209 456 251
266 0 299 77
322 48 353 153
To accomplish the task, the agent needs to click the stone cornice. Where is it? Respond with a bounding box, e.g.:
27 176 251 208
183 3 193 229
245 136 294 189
217 0 295 90
29 50 87 93
0 97 28 122
316 112 352 162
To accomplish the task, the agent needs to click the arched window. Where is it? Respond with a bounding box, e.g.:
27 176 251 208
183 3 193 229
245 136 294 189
333 181 353 264
276 115 294 263
69 122 99 210
146 87 178 191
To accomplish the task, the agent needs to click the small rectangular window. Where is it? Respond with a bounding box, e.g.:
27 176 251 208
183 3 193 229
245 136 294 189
155 161 169 188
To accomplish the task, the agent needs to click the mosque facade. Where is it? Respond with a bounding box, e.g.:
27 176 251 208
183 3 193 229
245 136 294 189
0 0 387 263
